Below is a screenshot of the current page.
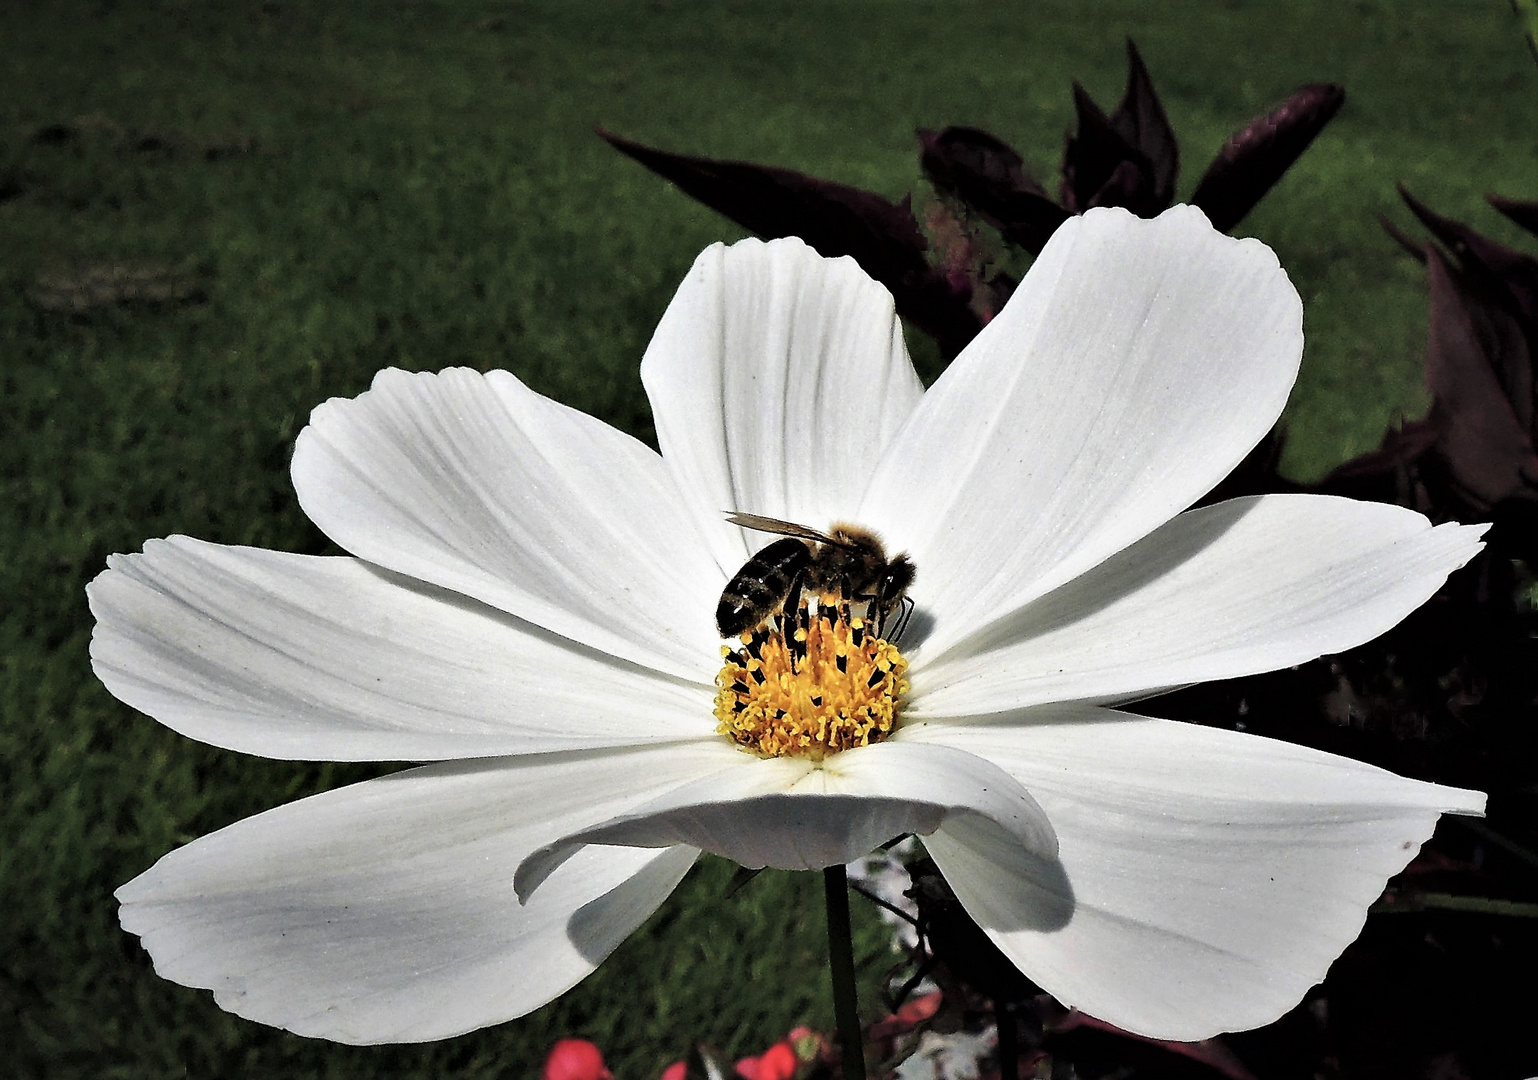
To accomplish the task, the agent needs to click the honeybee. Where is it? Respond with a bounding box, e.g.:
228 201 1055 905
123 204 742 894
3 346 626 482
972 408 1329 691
715 512 916 640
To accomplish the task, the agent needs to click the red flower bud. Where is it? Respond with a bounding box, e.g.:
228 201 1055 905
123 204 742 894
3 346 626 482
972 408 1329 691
542 1038 613 1080
736 1040 798 1080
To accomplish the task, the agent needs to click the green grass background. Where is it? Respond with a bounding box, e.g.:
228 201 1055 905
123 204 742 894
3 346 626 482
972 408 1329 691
3 2 1535 1077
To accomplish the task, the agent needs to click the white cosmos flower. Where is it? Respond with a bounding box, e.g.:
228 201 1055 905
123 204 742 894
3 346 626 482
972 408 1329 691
90 205 1486 1047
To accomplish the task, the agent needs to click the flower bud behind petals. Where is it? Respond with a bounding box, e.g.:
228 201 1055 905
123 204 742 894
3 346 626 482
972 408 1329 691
894 990 943 1027
542 1038 613 1080
868 991 946 1043
736 1040 798 1080
785 1028 826 1063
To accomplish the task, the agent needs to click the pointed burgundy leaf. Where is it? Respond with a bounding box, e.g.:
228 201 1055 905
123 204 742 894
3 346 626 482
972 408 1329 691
1400 185 1538 327
1379 211 1429 263
1488 193 1538 240
920 126 1048 200
1087 158 1147 213
1401 186 1537 284
1051 1012 1260 1080
1108 39 1179 209
1061 81 1158 216
1322 416 1444 483
918 126 1070 254
1389 192 1538 457
1423 246 1538 510
1314 415 1443 506
1190 83 1345 233
598 126 984 358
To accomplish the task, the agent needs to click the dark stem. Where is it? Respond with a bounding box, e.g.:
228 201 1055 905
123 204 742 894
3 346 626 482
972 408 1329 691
847 880 920 926
995 999 1020 1080
823 865 867 1080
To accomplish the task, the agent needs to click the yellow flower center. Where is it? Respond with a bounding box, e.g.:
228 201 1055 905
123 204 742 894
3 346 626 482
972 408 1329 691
714 601 910 760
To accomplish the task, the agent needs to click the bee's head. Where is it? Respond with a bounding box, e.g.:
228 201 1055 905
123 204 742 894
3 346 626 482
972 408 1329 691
877 555 915 607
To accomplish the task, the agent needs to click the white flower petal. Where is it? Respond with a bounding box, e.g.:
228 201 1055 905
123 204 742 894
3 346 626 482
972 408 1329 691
516 741 1056 899
116 742 744 1044
291 367 723 680
900 709 1484 1040
862 206 1303 661
910 495 1487 717
88 537 717 761
641 237 925 574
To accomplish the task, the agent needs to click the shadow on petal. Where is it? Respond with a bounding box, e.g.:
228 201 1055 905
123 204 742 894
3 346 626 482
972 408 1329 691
926 812 1075 934
568 845 700 966
523 794 951 899
930 495 1250 662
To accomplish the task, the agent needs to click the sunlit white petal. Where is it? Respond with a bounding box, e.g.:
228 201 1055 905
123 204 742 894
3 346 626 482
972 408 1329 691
901 709 1484 1040
516 741 1056 898
910 495 1488 716
98 212 1492 1049
642 237 925 573
88 537 718 761
291 367 722 680
116 742 743 1043
862 206 1302 660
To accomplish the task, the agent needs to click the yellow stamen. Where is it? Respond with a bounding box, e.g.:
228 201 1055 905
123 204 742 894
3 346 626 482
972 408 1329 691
713 602 910 761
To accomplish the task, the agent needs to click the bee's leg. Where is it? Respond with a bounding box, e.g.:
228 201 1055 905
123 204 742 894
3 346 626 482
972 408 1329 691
850 585 883 635
784 569 805 628
783 570 807 668
867 591 903 640
887 595 915 642
845 579 874 628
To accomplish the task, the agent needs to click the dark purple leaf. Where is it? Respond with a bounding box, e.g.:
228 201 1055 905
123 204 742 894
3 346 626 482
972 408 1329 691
1400 185 1538 327
1379 211 1429 263
1052 1012 1260 1080
598 126 984 358
1314 415 1442 507
1061 81 1159 216
918 126 1069 254
1190 84 1345 233
1395 190 1538 432
1087 158 1147 213
1489 192 1538 240
1423 246 1538 509
919 126 1048 201
906 857 1040 1004
1107 39 1179 209
1322 416 1443 483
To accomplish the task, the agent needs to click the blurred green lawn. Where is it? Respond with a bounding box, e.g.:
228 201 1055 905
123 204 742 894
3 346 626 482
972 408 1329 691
3 2 1535 1077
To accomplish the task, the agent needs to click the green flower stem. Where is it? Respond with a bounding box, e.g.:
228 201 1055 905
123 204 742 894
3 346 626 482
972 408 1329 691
823 864 867 1080
1370 891 1538 917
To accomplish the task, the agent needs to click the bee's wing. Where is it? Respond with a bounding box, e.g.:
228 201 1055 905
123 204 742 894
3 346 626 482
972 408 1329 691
723 512 839 545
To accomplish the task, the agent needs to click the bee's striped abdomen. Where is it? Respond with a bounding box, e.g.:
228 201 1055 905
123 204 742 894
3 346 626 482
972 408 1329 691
715 537 812 637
